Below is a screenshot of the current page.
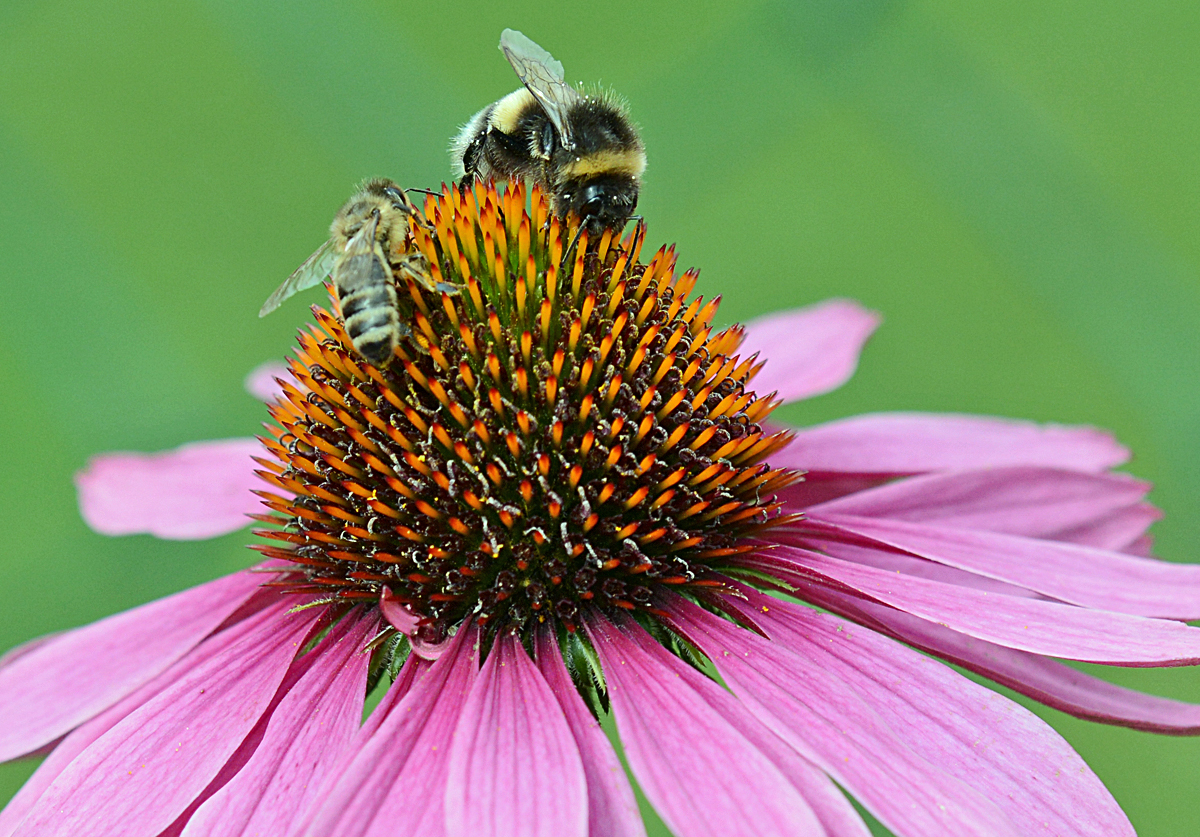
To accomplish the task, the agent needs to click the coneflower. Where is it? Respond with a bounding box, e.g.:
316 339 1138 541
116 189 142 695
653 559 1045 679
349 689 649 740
4 179 1200 837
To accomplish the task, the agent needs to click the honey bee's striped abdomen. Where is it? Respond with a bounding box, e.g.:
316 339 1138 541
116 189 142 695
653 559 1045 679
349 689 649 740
337 254 400 367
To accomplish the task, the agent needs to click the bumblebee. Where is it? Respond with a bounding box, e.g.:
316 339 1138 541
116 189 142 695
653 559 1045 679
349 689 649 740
259 178 426 368
451 29 645 234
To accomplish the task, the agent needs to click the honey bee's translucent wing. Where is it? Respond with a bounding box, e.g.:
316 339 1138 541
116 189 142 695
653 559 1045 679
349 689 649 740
499 28 580 150
259 239 337 317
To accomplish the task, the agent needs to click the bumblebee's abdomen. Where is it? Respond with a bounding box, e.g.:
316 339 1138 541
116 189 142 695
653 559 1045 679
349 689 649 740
336 254 400 367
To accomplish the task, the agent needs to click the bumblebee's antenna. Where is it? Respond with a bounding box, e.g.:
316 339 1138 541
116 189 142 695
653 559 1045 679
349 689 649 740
625 216 646 262
563 221 589 270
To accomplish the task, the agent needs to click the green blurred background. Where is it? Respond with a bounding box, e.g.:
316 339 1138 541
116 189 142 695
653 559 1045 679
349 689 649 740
1 0 1197 833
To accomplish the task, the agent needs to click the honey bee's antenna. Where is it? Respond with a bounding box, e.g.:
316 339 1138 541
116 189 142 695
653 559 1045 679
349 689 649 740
405 188 439 198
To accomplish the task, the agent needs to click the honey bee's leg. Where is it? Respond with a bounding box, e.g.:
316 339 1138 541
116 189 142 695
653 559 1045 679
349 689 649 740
398 255 462 297
338 252 401 367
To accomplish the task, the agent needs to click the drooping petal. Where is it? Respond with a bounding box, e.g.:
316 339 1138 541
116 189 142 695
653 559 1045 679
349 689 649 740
740 299 881 403
708 591 1133 836
835 596 1200 734
76 438 265 539
585 613 826 837
379 591 456 660
14 601 322 837
773 413 1128 476
180 611 376 837
734 545 1200 664
294 622 479 837
445 631 587 837
661 596 1020 837
804 513 1200 619
809 467 1154 544
533 627 647 837
0 567 269 762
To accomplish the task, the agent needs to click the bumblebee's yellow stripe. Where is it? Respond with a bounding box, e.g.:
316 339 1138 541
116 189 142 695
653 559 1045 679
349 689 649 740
489 89 536 134
564 148 646 179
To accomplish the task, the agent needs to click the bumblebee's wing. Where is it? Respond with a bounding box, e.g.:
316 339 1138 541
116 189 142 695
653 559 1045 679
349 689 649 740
259 239 337 317
499 29 580 150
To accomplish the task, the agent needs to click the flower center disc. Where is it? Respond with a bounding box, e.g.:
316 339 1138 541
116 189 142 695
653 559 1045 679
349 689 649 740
253 180 797 643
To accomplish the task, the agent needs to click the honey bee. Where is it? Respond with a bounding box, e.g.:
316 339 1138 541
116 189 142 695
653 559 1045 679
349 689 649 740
260 178 436 367
451 29 645 235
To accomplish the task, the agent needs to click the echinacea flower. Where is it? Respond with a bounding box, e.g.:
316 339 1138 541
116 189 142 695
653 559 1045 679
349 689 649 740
4 180 1200 837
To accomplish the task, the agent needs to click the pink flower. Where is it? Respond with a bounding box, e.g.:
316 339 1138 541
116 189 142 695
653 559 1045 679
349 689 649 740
5 182 1200 837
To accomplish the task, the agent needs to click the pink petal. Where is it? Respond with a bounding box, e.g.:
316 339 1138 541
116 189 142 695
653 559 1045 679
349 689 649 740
839 595 1200 734
76 438 266 539
180 611 376 837
741 299 881 402
0 567 269 762
276 651 428 837
533 627 646 837
160 614 367 837
773 413 1129 476
585 614 826 837
0 634 59 674
802 537 1044 598
723 591 1132 836
776 473 894 509
445 631 587 837
735 545 1200 664
810 467 1154 543
1060 507 1163 555
15 600 323 837
244 361 295 402
0 596 284 837
661 597 1020 837
1125 534 1156 557
359 652 430 737
294 622 480 837
804 513 1200 619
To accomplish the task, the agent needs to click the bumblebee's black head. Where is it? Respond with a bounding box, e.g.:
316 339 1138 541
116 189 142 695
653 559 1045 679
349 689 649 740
557 173 640 234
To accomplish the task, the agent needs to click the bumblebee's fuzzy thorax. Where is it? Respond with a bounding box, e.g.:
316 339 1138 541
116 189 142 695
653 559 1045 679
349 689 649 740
252 180 796 647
